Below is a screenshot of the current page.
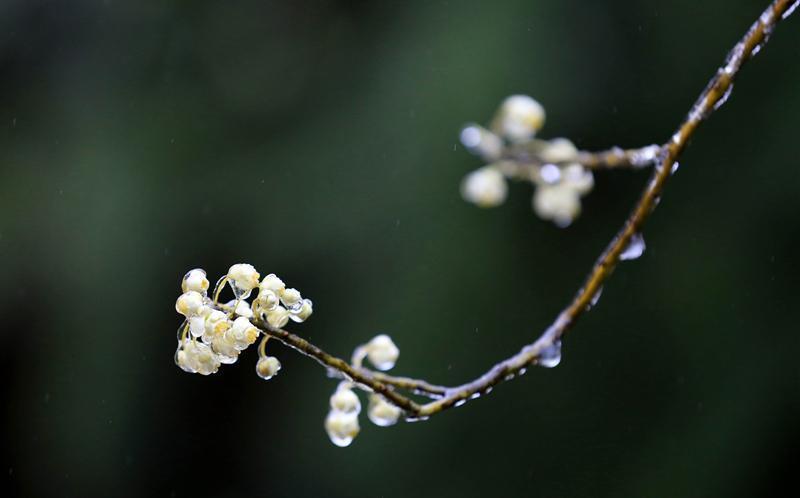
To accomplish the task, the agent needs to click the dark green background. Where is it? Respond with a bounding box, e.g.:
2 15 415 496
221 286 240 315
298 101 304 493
2 1 799 496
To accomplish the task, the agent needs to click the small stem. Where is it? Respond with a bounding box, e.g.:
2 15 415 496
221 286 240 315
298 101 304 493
501 144 661 172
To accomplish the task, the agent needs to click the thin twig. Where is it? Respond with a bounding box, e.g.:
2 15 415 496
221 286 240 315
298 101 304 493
502 144 662 172
255 0 796 419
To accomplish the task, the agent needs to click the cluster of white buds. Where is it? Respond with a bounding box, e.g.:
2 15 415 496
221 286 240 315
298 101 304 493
323 334 402 446
173 264 312 379
460 95 594 227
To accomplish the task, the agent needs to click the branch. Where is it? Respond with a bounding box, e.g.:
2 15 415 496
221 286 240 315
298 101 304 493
502 144 662 172
176 0 796 429
254 0 796 418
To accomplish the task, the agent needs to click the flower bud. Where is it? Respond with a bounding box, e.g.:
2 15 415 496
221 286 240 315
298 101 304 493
280 288 302 310
228 316 259 350
225 299 254 318
533 184 581 227
539 137 578 163
176 291 205 317
211 334 239 363
266 306 290 329
259 273 285 294
461 167 508 208
368 394 402 427
255 289 280 312
562 163 594 195
202 309 230 342
366 334 399 371
289 299 313 323
182 268 210 294
255 356 282 380
460 124 503 161
227 263 260 297
493 95 545 142
324 411 360 447
330 386 361 414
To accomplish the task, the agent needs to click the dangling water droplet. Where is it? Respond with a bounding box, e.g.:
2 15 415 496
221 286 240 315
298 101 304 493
230 283 252 301
620 233 646 261
469 392 482 400
405 415 430 423
586 286 603 310
454 399 467 407
538 341 562 368
713 85 733 111
671 161 680 174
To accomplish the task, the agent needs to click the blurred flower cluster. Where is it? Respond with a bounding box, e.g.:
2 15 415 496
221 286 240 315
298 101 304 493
460 95 594 227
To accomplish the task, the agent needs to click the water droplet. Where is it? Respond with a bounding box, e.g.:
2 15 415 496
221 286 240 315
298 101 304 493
586 286 603 310
671 162 680 174
539 163 561 184
538 341 562 368
713 85 733 111
469 392 481 400
454 399 467 407
783 0 799 20
620 233 646 261
630 145 660 168
405 415 430 423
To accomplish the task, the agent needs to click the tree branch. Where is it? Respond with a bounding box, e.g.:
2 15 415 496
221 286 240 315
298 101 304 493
250 0 795 419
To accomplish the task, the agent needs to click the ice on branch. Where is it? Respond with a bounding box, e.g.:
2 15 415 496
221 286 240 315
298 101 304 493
460 95 595 227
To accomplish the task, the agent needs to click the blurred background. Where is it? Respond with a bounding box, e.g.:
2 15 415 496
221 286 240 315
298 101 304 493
2 0 799 496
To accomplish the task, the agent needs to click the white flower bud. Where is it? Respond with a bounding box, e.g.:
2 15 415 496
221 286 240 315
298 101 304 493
280 288 302 309
176 291 205 317
259 273 285 294
228 316 259 351
227 263 260 296
539 137 578 163
494 95 545 142
255 356 281 380
176 339 220 375
211 334 239 363
461 167 507 208
324 411 360 447
368 394 402 427
562 163 594 195
265 306 290 329
188 316 205 338
533 184 581 227
330 386 361 414
182 268 210 294
202 309 230 343
366 334 399 371
289 298 313 323
225 299 254 318
460 124 503 161
255 289 280 312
